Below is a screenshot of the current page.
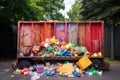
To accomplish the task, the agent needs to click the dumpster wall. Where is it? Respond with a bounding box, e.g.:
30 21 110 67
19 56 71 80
18 21 104 55
18 21 54 55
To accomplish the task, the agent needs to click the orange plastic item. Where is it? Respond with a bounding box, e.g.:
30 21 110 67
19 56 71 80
61 41 66 46
70 47 74 51
76 56 92 70
58 63 74 73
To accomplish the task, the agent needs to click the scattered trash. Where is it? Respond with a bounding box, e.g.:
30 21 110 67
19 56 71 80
36 65 44 73
30 72 40 80
14 61 103 79
10 75 15 78
76 56 92 70
58 63 74 74
15 37 104 78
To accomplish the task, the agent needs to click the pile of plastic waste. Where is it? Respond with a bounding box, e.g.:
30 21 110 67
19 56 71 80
19 36 103 58
17 37 104 80
28 37 88 57
14 61 103 80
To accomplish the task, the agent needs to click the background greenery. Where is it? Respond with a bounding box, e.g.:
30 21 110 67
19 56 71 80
0 0 65 24
67 0 120 26
0 0 120 26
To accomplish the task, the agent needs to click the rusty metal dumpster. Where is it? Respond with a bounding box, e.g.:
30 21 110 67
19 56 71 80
17 21 104 70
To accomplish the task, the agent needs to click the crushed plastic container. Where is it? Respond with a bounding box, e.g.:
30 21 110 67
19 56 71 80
76 56 92 70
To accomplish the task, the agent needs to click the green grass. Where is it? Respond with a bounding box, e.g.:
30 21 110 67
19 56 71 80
104 57 120 65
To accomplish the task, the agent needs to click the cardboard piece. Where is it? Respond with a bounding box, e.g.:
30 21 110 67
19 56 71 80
58 63 74 73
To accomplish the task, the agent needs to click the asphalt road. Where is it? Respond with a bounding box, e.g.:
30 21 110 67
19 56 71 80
0 61 120 80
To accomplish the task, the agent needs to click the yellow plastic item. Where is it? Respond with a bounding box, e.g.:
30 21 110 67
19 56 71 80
51 38 56 44
58 63 74 74
76 56 92 70
65 44 70 50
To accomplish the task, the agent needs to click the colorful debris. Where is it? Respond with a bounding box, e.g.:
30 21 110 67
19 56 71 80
16 37 104 79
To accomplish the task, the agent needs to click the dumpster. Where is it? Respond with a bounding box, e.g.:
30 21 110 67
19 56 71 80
17 21 105 70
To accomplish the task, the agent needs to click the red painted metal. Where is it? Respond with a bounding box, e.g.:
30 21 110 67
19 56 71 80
83 21 104 54
78 23 85 46
18 21 54 54
85 23 91 52
18 21 104 56
91 23 99 52
20 23 33 47
33 23 43 45
54 22 67 42
44 22 54 39
91 22 103 53
91 40 100 53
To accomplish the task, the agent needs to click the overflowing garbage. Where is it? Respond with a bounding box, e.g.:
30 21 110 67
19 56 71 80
16 37 104 80
19 36 103 58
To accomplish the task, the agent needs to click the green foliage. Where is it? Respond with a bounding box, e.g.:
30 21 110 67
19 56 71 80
0 0 65 24
67 0 83 21
67 0 120 26
47 0 65 20
81 0 120 26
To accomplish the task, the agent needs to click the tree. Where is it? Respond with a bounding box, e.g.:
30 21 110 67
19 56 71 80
67 0 83 21
35 0 65 20
0 0 65 24
67 0 120 26
81 0 120 26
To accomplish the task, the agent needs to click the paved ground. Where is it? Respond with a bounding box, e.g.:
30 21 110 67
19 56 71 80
0 61 120 80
